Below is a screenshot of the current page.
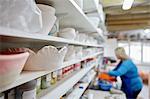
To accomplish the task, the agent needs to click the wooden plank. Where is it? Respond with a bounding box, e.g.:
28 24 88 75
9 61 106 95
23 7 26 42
107 24 150 31
106 13 150 21
106 18 150 25
104 5 150 15
101 0 147 7
107 22 149 25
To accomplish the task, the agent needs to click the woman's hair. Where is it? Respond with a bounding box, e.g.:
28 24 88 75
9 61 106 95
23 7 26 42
115 47 129 60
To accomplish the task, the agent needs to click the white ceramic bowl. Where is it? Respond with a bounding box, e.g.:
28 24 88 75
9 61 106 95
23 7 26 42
37 4 55 15
77 33 87 43
74 46 83 59
64 46 76 61
36 4 56 35
0 0 42 33
0 52 29 87
24 46 67 70
58 28 76 40
83 0 99 11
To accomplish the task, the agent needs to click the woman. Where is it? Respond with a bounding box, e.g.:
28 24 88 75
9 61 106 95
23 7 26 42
106 47 143 99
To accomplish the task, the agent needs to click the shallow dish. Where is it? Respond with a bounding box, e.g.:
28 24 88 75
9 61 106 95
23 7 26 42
0 51 29 87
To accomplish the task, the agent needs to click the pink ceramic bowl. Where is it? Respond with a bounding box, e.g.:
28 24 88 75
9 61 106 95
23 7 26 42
0 52 29 87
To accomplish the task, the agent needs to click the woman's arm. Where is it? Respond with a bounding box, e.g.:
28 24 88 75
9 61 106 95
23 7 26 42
112 60 122 71
108 60 131 77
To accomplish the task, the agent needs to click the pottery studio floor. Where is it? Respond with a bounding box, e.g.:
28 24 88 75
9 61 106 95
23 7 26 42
87 85 149 99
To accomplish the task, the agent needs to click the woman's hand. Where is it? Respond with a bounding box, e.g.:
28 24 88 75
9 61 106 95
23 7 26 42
100 69 109 74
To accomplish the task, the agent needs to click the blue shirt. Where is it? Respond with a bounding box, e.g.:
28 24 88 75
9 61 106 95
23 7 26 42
108 59 143 94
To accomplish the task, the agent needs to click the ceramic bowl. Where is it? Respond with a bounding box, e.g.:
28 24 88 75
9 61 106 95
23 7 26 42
24 46 67 70
83 0 99 11
74 46 83 59
36 4 56 35
58 28 76 40
64 46 76 61
82 48 93 57
76 33 87 43
0 51 29 87
37 4 55 15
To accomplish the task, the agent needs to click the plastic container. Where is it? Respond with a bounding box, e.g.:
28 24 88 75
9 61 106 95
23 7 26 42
0 93 4 99
5 89 15 99
57 69 63 81
36 78 41 94
98 81 112 91
0 51 29 87
81 60 87 68
51 71 57 85
15 80 37 99
46 73 51 87
41 75 48 89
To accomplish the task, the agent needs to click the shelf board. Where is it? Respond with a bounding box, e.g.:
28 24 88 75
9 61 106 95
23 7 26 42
0 71 50 93
66 72 96 99
0 30 103 47
82 0 107 36
0 52 102 93
83 0 104 22
61 51 103 69
0 0 105 42
38 64 95 99
36 0 105 40
47 0 97 33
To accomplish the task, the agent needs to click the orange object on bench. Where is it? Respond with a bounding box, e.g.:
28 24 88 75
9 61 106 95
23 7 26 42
98 73 116 82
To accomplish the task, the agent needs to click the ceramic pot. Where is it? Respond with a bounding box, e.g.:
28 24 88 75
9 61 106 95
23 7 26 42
64 46 76 61
24 46 67 70
58 28 76 40
36 4 56 35
0 52 29 87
